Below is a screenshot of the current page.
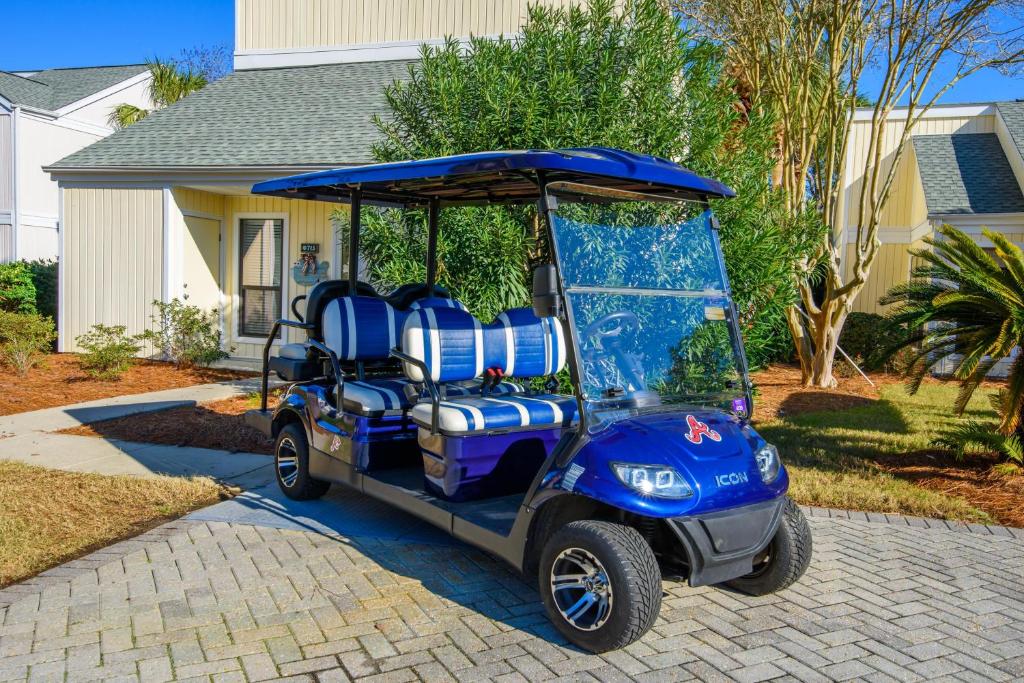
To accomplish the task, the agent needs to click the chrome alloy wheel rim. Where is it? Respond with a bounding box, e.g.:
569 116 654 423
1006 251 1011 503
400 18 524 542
277 437 299 488
550 547 613 631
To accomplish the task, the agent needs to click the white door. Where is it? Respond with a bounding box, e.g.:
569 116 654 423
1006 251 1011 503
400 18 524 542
183 216 222 313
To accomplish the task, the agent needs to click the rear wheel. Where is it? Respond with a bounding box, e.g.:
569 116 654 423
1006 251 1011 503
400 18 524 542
275 423 330 500
539 520 661 653
724 497 811 595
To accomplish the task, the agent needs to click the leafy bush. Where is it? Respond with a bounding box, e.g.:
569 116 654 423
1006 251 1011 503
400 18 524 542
139 299 230 368
24 259 57 321
0 311 55 375
838 312 910 372
75 324 142 380
0 262 37 314
932 419 1023 465
359 0 818 364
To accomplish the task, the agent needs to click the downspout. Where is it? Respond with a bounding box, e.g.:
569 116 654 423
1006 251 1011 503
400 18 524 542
10 106 19 261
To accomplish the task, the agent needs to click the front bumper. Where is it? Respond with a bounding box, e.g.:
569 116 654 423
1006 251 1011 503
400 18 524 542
665 497 785 586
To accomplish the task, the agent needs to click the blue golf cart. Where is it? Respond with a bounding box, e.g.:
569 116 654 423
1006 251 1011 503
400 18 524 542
245 148 811 652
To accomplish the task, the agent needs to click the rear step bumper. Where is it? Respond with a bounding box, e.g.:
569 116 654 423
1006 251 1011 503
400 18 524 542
244 409 274 437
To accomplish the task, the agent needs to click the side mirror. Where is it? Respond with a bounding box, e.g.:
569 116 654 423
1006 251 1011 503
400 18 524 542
532 264 562 318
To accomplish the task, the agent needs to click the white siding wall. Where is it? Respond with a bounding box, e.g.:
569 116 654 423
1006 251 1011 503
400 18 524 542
996 108 1024 196
18 114 104 261
236 0 619 51
60 187 164 353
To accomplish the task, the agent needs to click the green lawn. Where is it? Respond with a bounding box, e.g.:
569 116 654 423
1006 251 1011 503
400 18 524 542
758 382 999 523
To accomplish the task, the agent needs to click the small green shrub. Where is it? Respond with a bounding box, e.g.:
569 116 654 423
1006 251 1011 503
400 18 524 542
75 324 142 380
838 312 908 372
139 299 230 368
0 262 37 314
0 311 55 375
24 259 58 321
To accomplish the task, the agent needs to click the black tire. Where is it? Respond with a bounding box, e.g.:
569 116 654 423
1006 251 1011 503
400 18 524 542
539 520 661 653
275 423 331 500
725 497 811 596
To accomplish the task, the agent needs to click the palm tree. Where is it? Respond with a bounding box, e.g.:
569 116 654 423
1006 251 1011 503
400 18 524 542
108 59 208 129
880 225 1024 442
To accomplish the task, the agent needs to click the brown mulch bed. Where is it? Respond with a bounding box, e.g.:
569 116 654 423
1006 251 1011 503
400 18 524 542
0 354 254 416
62 393 279 455
750 363 895 421
875 450 1024 528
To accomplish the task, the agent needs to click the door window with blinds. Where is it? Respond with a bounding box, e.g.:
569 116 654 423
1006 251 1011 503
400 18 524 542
238 218 284 338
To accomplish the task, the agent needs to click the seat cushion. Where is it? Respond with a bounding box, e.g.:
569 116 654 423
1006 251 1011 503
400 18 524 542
444 380 525 397
411 393 576 433
342 378 416 415
278 342 309 360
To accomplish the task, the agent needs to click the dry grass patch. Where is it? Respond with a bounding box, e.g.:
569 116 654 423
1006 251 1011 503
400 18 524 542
0 462 226 587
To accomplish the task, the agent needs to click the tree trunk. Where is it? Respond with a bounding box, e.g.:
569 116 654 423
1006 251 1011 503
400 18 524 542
787 291 851 389
786 305 813 383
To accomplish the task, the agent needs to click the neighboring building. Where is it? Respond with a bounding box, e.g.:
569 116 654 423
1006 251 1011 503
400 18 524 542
47 0 599 362
839 101 1024 314
0 64 152 261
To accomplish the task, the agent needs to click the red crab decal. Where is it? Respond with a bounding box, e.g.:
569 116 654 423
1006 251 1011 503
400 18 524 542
684 414 721 444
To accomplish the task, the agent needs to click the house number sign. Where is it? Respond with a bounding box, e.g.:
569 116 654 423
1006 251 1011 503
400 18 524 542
301 242 320 253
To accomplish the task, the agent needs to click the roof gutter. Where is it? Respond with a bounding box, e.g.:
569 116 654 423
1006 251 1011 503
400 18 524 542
44 164 356 187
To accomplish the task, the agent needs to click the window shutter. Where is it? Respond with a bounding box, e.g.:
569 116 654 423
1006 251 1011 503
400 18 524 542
239 219 283 337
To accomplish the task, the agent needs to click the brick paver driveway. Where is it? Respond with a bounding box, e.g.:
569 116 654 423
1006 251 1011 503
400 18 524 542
2 503 1023 682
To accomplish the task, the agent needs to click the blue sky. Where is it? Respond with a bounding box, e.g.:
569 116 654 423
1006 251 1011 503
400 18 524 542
5 0 1021 104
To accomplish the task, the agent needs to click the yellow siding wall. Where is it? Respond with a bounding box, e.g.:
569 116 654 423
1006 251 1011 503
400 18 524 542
236 0 618 51
174 187 226 218
224 194 341 358
842 113 995 231
849 242 913 314
61 188 163 352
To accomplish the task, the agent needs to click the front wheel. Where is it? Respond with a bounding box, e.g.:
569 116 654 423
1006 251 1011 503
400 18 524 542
539 520 661 653
724 497 812 595
275 423 331 500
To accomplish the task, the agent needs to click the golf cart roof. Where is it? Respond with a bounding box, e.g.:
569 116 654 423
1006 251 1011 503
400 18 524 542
251 147 735 207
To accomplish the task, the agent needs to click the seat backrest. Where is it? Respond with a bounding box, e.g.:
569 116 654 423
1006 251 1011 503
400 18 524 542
400 306 565 383
494 308 566 378
387 283 451 310
323 296 405 361
408 297 469 312
304 279 379 341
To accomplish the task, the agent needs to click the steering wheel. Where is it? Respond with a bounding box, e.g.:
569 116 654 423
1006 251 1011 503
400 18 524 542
582 311 639 346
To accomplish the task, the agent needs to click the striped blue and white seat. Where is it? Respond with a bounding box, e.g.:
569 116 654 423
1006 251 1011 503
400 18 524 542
401 306 573 433
407 296 469 312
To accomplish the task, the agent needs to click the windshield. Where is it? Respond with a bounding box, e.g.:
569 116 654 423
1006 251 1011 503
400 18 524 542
547 182 749 427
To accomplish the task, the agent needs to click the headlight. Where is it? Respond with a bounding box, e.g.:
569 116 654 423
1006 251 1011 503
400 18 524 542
611 463 694 499
755 443 781 483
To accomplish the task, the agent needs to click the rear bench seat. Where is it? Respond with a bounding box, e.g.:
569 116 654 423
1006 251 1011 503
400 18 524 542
400 306 575 500
320 295 523 417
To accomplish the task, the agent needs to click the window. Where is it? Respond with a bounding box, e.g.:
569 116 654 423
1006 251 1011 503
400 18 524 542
238 218 283 338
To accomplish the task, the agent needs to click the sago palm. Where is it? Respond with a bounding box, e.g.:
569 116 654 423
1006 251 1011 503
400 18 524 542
880 224 1024 436
108 59 207 129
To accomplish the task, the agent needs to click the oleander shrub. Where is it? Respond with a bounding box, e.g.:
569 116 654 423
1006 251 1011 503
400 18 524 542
0 262 37 314
0 311 55 375
139 299 230 368
24 259 58 321
76 324 143 380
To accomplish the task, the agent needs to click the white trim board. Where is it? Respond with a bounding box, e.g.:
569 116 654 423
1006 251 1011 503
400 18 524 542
54 70 150 118
852 103 994 122
233 35 494 70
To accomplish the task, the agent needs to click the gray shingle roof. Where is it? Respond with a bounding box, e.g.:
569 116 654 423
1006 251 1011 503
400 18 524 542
51 61 413 170
912 133 1024 215
0 64 148 111
997 101 1024 160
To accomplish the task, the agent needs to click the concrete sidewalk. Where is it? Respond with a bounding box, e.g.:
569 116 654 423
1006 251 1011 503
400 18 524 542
0 377 268 436
0 378 275 487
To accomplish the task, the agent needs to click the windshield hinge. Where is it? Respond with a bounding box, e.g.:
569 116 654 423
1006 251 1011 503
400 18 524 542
544 195 559 211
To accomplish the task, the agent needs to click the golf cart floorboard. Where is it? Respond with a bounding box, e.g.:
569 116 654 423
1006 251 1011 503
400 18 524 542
365 467 522 537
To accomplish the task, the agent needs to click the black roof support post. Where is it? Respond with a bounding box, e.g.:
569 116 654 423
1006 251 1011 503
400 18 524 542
426 197 440 290
348 186 362 290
